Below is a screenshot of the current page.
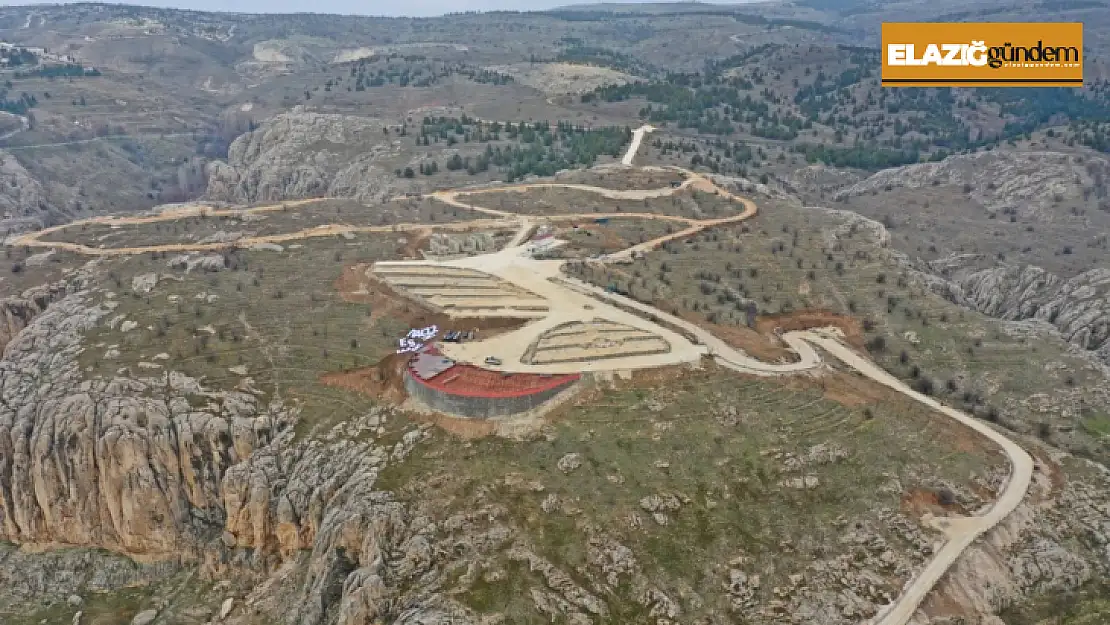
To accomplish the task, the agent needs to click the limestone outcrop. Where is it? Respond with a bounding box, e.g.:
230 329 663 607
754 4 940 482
0 290 287 555
0 277 81 354
833 150 1105 218
925 260 1110 365
204 109 402 205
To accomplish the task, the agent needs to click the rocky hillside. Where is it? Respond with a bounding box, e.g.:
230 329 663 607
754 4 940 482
0 139 201 236
0 154 48 224
204 109 404 205
832 150 1107 219
1 260 1108 625
0 277 78 354
0 289 286 554
0 274 619 625
922 260 1110 366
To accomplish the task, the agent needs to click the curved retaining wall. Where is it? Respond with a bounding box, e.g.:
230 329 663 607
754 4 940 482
404 370 579 418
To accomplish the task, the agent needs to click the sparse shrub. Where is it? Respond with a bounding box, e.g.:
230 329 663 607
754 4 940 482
1036 421 1052 439
936 488 956 506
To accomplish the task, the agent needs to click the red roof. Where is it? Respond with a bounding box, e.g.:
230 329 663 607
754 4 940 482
407 344 579 398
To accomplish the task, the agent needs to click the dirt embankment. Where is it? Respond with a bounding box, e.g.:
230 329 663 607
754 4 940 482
778 368 890 408
664 308 864 365
334 262 531 331
322 352 412 403
324 262 535 405
755 309 866 350
396 228 431 259
685 314 796 363
901 487 971 519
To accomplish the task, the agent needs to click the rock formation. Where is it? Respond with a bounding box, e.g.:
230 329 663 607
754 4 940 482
0 153 49 222
0 280 484 624
0 276 81 354
205 109 403 205
833 150 1106 218
0 289 289 555
923 259 1110 365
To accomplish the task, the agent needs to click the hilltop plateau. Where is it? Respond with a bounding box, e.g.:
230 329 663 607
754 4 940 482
1 2 1109 625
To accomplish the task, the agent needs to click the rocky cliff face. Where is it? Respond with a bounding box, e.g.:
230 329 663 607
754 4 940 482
205 109 403 205
0 277 80 354
0 153 50 223
922 259 1110 365
833 150 1106 218
0 289 289 555
0 282 483 624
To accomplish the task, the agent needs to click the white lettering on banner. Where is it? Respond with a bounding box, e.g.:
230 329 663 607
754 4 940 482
397 338 424 354
396 325 439 353
405 325 438 341
886 41 988 66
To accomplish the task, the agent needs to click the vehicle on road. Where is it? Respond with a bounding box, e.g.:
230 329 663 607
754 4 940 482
484 356 502 366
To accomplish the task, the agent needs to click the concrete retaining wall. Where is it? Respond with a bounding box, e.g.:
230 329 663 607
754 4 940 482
404 372 579 418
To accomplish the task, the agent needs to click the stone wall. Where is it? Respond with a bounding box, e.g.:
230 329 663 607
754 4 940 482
403 372 578 418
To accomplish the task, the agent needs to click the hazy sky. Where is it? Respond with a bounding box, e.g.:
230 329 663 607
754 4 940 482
4 0 749 18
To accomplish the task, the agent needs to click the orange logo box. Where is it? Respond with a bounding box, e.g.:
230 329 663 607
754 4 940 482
881 22 1084 87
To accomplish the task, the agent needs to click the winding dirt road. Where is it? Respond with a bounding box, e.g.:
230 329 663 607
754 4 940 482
622 123 655 165
5 124 1033 625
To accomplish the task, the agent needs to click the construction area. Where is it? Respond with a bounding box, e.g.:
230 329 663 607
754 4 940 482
371 238 708 377
373 263 551 318
7 124 1036 625
523 319 671 364
404 344 581 418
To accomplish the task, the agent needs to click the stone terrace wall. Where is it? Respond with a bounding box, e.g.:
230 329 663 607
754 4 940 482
404 371 578 418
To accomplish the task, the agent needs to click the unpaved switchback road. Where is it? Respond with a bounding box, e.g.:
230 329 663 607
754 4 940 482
799 332 1034 625
7 120 1034 625
622 124 655 165
557 275 818 375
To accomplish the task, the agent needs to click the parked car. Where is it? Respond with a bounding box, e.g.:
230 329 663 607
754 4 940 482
484 356 502 366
